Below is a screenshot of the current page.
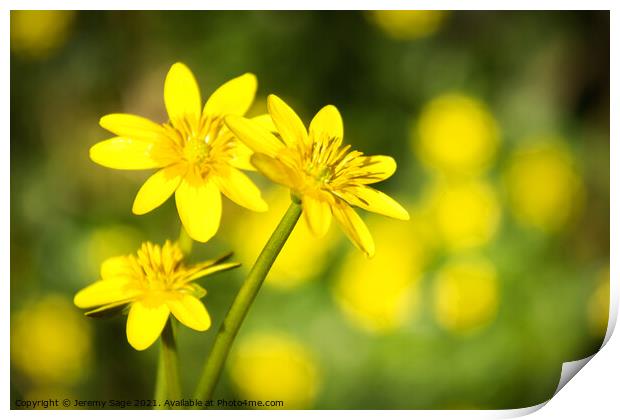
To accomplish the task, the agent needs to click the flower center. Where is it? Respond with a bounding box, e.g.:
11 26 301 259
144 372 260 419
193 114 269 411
134 241 186 292
183 136 211 164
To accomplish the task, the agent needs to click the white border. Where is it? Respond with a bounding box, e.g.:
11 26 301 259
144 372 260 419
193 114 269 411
3 2 616 419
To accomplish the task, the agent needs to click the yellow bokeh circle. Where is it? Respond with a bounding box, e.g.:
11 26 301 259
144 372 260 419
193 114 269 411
228 333 320 409
11 295 92 385
433 256 499 334
333 217 428 333
425 180 501 250
414 94 500 176
504 138 583 232
368 10 448 40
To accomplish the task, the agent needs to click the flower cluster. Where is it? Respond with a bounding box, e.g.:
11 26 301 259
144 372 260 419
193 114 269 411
76 62 408 352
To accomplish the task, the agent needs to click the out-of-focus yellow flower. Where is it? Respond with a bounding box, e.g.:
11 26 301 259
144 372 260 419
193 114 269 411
10 11 75 59
229 333 320 409
414 94 500 176
333 218 425 333
425 180 501 250
231 187 336 290
90 63 269 242
433 257 499 333
504 138 583 232
74 241 239 350
368 11 447 40
11 295 92 385
588 267 609 338
226 95 409 257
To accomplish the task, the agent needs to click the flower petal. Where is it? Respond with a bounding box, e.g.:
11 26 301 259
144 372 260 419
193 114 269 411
303 195 332 237
267 94 308 146
99 113 169 143
250 153 297 189
167 294 211 331
225 114 277 171
345 187 410 220
225 115 284 157
133 163 187 215
332 202 375 258
213 166 267 212
89 137 164 170
175 172 222 242
203 73 257 117
126 301 170 351
184 261 241 283
309 105 343 140
164 62 202 128
360 155 397 184
74 279 139 309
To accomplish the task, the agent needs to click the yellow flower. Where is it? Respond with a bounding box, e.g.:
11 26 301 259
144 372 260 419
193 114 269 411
229 333 320 409
225 95 409 257
74 240 239 350
90 63 269 242
368 11 447 40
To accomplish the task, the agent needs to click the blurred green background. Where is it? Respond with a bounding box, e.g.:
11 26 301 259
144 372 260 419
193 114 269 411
10 10 609 409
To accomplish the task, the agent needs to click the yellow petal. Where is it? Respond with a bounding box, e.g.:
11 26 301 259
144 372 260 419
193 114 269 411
250 153 297 189
225 115 284 157
214 166 267 212
228 140 255 171
175 172 221 242
361 155 397 183
224 114 277 171
100 256 134 280
126 301 170 351
89 137 163 170
203 73 257 117
99 113 168 143
303 195 332 237
74 279 138 309
267 94 308 146
309 105 343 140
164 62 202 128
184 261 241 283
250 113 277 132
132 163 187 215
332 202 375 257
167 294 211 331
345 187 410 220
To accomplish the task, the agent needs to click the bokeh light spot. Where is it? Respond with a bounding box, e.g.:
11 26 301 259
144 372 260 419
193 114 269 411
414 94 500 176
229 332 320 409
504 138 583 232
433 256 499 334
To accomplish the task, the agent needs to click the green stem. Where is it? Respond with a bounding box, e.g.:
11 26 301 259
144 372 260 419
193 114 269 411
193 200 302 403
154 344 167 409
161 319 182 402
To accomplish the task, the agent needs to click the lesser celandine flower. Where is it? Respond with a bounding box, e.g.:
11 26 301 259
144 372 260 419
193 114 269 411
225 95 409 257
74 240 239 351
90 63 269 242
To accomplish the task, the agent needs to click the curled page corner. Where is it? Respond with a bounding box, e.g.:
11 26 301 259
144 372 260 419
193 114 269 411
498 285 617 419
